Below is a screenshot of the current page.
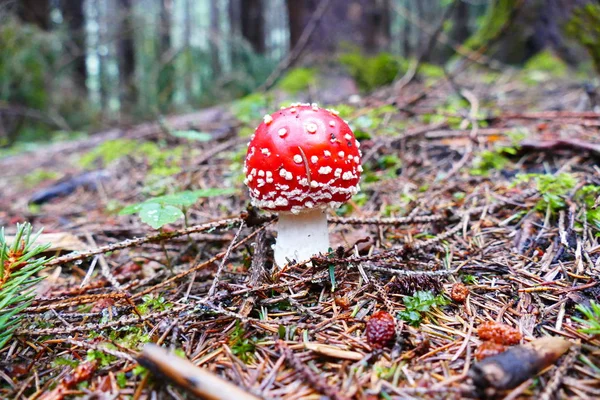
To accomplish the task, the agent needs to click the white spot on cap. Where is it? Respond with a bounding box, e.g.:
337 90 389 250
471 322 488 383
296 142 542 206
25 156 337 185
290 107 297 113
334 168 342 178
329 120 336 127
278 128 287 137
354 156 360 163
305 201 314 208
257 178 266 187
318 166 332 175
348 155 353 160
324 150 331 157
293 154 303 163
258 170 265 177
285 171 293 180
275 197 289 206
344 134 352 141
247 174 254 182
338 151 345 158
261 148 271 157
342 171 354 180
311 155 318 164
243 166 248 173
279 168 288 178
311 103 319 111
355 140 360 148
263 114 273 125
251 169 257 176
358 165 364 172
306 122 318 133
310 181 319 188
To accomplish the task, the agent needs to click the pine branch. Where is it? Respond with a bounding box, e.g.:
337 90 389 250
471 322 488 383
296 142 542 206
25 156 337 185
0 223 51 349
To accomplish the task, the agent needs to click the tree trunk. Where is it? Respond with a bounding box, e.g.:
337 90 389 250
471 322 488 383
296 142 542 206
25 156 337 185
117 0 136 112
286 0 304 50
450 0 470 45
18 0 50 30
62 0 87 93
364 0 391 53
241 0 265 53
210 0 221 75
402 0 411 57
158 0 174 111
284 0 391 54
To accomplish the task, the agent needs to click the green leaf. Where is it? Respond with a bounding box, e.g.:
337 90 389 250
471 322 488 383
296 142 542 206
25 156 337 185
119 188 237 217
138 203 184 229
171 130 212 142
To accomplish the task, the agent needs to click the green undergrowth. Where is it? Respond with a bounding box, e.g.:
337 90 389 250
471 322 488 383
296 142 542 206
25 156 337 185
79 138 185 178
277 68 318 94
228 321 258 364
339 50 408 92
522 51 568 85
470 129 527 176
231 92 273 126
565 4 600 74
513 173 577 213
398 290 450 327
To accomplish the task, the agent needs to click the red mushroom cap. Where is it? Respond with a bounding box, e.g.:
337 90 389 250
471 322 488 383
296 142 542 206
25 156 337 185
243 103 362 213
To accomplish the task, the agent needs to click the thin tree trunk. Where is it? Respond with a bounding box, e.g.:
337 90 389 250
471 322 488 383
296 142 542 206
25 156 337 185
118 0 136 112
364 0 391 53
158 0 174 111
18 0 50 30
286 0 304 50
450 0 470 45
403 0 412 57
184 0 192 102
241 0 265 53
210 0 221 76
62 0 87 94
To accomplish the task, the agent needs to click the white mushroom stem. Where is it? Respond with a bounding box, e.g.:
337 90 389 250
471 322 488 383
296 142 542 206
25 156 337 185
274 208 330 267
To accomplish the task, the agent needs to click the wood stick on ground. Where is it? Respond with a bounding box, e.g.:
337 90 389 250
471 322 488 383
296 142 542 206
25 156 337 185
138 344 261 400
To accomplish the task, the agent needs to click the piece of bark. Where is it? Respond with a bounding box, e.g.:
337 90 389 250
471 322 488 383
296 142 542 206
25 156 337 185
469 336 571 397
138 344 261 400
29 170 110 205
519 138 600 158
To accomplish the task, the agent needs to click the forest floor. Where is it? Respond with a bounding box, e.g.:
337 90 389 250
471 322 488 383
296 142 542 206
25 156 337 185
1 63 600 399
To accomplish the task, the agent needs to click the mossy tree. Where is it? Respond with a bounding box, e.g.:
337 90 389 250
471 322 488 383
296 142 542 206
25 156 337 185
465 0 594 65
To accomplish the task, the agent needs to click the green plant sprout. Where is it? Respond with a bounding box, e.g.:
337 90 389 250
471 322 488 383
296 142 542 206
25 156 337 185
573 301 600 335
512 173 577 213
0 223 50 349
119 188 237 229
398 290 449 326
228 321 257 364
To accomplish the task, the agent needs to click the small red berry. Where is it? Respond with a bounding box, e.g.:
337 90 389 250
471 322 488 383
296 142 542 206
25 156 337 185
366 310 396 349
477 321 522 345
450 283 469 303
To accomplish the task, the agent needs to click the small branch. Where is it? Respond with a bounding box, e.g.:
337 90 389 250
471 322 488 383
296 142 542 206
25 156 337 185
46 217 241 267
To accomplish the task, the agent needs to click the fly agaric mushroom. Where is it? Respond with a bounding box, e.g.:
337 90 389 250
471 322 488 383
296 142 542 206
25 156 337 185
243 103 362 266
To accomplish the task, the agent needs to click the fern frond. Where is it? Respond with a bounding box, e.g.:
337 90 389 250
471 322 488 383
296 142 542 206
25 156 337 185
0 223 51 349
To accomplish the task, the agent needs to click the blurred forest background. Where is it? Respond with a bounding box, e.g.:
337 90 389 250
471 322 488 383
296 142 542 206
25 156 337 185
1 0 599 149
